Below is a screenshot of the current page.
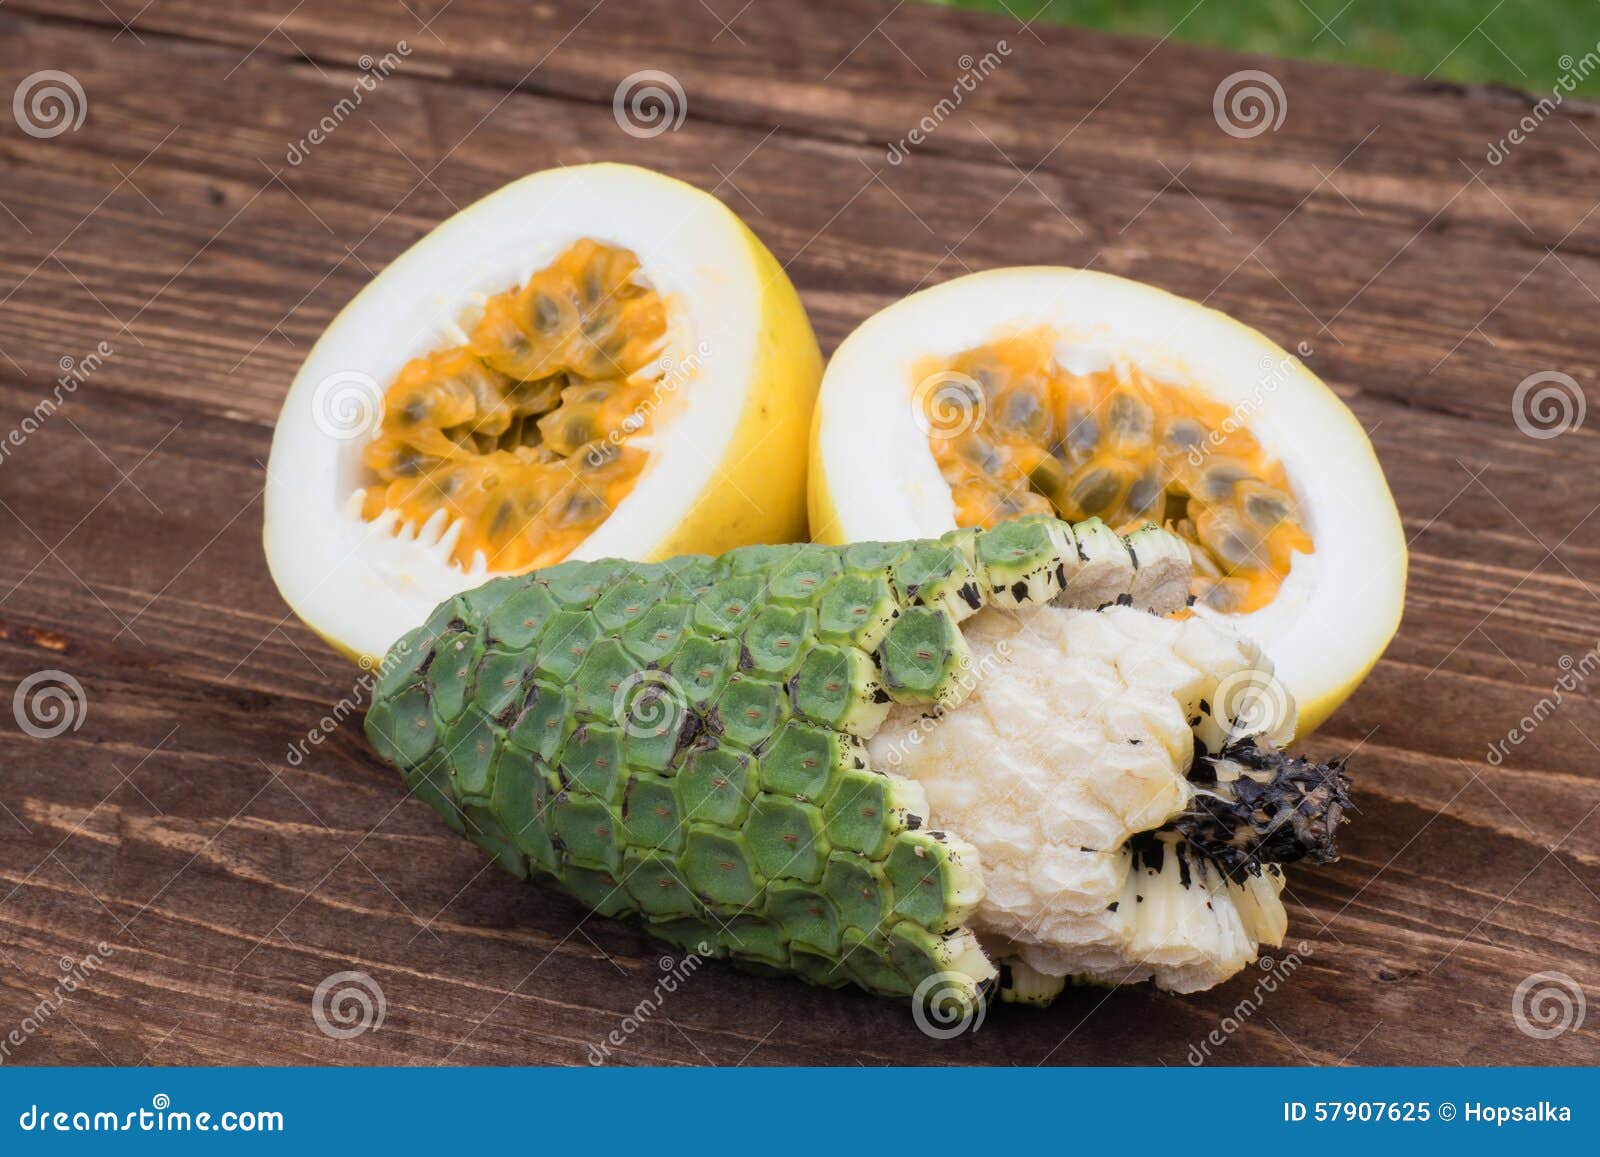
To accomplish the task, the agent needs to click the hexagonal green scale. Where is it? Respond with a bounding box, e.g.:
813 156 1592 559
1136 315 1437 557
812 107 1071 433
420 595 469 639
886 831 979 931
786 945 851 989
748 794 829 883
618 706 682 774
765 545 843 604
541 558 627 607
472 648 533 719
571 638 640 719
483 581 557 650
461 804 527 879
400 754 464 835
886 922 988 999
816 572 899 651
619 601 692 665
823 768 925 858
840 927 912 997
643 918 719 957
674 744 758 827
723 543 794 577
668 634 739 708
841 539 909 574
556 723 624 801
590 573 666 632
535 609 603 682
459 576 518 619
741 605 815 677
693 575 766 637
822 851 893 933
681 824 762 910
891 542 982 623
717 918 788 967
792 644 890 736
977 514 1072 606
548 792 620 873
445 709 502 802
561 863 635 918
877 606 974 706
366 682 436 767
426 631 480 722
765 881 841 955
657 555 719 601
760 720 859 800
489 752 557 871
506 679 572 762
619 772 683 852
621 849 698 918
714 674 788 749
373 632 430 701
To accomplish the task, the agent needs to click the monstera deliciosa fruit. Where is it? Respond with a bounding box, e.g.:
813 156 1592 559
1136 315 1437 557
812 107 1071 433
364 516 1350 1011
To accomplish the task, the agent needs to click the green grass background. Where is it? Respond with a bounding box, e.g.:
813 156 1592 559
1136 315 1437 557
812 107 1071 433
926 0 1600 95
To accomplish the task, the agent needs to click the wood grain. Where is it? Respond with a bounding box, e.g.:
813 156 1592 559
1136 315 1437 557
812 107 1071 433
1 0 1598 1066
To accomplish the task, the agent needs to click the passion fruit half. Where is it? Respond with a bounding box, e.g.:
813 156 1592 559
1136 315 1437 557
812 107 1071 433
266 164 822 662
809 267 1405 736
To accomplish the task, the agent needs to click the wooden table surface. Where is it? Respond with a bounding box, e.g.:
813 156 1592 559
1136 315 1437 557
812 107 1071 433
2 0 1598 1067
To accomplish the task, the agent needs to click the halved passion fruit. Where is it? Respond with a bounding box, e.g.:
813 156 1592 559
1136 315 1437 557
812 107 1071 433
266 164 822 662
809 267 1405 735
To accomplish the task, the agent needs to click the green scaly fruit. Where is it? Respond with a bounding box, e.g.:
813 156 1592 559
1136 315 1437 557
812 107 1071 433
363 516 1346 1010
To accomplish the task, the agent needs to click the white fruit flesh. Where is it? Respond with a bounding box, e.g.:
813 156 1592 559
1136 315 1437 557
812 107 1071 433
868 604 1290 993
266 163 819 663
813 267 1406 735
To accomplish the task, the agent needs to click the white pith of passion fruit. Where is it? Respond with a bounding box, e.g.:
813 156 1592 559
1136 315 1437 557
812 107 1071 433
809 267 1405 736
265 163 822 663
